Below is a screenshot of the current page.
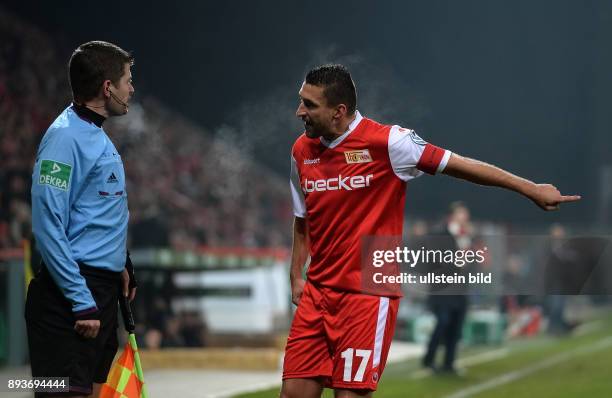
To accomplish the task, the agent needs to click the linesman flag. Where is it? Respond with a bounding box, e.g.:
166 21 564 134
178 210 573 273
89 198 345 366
100 296 148 398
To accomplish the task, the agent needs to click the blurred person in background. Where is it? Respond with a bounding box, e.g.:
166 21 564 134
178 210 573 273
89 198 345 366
422 202 472 375
25 41 137 398
545 223 579 335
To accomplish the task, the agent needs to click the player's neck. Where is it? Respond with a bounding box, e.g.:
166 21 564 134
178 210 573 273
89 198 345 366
323 113 357 141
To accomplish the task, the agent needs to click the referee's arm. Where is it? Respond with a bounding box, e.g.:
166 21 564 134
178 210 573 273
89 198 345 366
442 153 581 211
31 134 100 338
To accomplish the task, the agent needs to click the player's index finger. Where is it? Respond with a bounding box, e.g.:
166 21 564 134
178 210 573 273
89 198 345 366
559 195 581 202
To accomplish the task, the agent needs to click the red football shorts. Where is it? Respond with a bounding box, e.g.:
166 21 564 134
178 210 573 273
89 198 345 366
283 282 399 391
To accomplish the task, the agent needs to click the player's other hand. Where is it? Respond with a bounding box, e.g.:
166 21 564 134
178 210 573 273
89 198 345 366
291 278 306 305
528 184 581 211
74 319 100 339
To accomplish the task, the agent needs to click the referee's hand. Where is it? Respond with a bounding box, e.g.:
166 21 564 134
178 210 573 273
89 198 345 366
121 269 137 302
74 320 100 339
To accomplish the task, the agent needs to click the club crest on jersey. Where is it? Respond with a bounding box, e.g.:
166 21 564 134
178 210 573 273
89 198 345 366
344 149 373 164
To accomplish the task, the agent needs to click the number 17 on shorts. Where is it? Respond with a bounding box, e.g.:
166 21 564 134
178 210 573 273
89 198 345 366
341 348 372 382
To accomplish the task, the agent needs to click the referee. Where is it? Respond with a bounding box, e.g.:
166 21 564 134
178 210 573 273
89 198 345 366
26 41 137 398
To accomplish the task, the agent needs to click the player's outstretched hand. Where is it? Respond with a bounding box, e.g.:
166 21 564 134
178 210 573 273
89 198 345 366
74 319 100 339
291 278 306 306
528 184 581 211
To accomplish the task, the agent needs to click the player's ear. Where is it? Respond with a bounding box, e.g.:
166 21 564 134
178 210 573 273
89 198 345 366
334 104 347 120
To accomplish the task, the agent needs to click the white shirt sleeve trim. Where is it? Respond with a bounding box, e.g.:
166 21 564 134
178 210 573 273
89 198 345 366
437 150 452 173
290 155 307 218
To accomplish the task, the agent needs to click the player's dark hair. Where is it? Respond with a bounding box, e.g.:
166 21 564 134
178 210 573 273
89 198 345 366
305 64 357 114
69 41 134 103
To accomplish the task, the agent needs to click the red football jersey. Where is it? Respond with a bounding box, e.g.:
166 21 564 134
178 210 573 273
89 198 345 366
290 112 450 296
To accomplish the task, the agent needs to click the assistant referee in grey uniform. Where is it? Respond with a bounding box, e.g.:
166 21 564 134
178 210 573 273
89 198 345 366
26 41 137 398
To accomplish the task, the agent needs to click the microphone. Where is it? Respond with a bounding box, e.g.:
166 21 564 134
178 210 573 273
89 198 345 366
109 89 128 108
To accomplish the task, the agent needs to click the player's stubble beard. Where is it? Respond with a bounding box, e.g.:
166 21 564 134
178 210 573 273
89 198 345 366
303 117 333 139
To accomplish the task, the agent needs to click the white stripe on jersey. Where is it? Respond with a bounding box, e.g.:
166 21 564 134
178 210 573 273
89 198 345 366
290 155 306 217
373 296 389 368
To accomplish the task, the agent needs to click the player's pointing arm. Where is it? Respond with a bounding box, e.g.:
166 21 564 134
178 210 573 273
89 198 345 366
442 153 581 211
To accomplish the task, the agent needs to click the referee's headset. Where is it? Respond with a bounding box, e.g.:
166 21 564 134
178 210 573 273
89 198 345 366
108 86 128 108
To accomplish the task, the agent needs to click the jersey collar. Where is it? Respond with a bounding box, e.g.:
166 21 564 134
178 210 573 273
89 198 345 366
320 111 363 149
72 103 106 128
